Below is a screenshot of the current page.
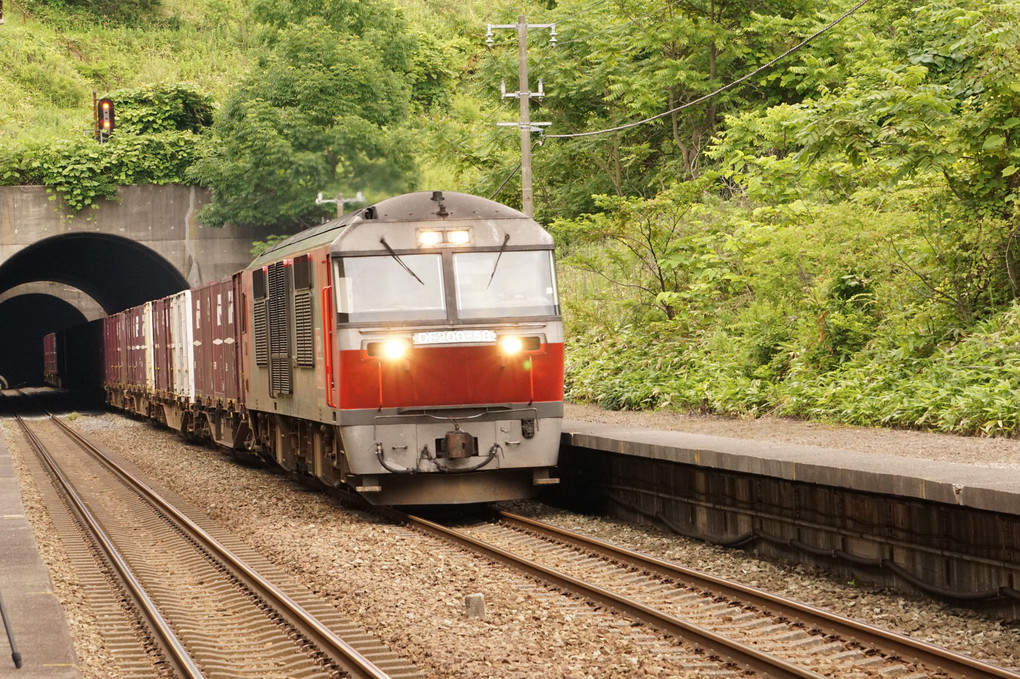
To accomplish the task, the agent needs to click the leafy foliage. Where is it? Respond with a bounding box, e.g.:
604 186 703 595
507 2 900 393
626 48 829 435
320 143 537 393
110 83 214 135
190 3 418 228
1 81 211 212
559 0 1020 436
32 0 164 26
8 0 1020 437
553 176 729 321
2 131 203 213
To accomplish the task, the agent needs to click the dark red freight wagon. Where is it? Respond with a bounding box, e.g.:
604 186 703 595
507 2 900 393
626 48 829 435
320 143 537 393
125 305 147 389
103 314 126 387
189 275 246 449
151 297 173 395
192 276 242 406
43 333 58 386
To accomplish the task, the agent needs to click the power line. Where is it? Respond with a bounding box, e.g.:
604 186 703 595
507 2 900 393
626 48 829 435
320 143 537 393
415 1 657 160
489 139 543 202
544 0 871 140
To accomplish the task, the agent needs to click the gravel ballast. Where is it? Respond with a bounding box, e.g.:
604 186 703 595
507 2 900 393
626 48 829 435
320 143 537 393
5 410 1019 678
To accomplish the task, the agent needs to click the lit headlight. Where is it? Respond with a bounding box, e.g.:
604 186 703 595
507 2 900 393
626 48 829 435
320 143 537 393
419 230 443 247
447 229 471 245
499 336 524 355
383 339 409 360
368 339 411 360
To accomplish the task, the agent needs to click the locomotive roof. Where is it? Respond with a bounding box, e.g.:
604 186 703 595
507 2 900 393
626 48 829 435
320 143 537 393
248 191 530 268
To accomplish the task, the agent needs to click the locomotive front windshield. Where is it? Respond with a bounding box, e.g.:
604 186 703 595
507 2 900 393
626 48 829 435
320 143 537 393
335 254 446 323
334 249 558 323
454 250 558 319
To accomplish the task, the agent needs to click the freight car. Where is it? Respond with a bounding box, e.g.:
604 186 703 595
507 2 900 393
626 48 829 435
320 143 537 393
44 320 105 403
60 191 564 505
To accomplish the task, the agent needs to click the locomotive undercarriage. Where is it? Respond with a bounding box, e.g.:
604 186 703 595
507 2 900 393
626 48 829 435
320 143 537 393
247 411 347 488
245 406 561 505
339 406 561 504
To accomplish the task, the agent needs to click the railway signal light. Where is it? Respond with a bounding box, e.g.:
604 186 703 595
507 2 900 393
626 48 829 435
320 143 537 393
96 97 114 142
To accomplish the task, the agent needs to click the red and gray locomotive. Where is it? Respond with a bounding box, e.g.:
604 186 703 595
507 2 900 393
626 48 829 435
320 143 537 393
60 191 564 504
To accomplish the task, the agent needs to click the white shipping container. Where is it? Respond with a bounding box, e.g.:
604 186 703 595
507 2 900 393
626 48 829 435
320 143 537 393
169 289 195 401
143 301 155 391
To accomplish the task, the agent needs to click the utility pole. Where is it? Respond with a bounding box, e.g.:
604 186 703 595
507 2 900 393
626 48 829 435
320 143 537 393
316 191 365 220
487 15 555 218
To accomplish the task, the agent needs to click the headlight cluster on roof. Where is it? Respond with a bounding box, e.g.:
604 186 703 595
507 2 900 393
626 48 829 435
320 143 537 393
417 229 472 247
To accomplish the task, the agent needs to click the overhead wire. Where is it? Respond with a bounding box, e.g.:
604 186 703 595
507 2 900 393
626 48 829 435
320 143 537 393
489 139 544 201
415 0 608 156
544 0 872 140
467 1 618 196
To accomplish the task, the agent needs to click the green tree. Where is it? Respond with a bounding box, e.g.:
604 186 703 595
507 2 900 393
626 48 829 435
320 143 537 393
516 0 821 219
191 11 416 228
554 176 728 322
714 0 1020 325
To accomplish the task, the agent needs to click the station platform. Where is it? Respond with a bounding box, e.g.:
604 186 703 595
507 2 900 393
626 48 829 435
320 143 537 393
558 413 1020 616
0 432 81 678
561 418 1020 515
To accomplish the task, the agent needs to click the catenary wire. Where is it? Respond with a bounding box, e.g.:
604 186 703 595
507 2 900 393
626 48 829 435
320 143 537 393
544 0 871 139
489 139 544 201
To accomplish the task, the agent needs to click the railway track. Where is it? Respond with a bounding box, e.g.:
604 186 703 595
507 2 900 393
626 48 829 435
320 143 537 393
403 509 1020 679
10 406 421 679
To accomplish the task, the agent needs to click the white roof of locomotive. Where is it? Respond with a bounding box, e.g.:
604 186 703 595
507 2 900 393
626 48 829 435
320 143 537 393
249 191 550 269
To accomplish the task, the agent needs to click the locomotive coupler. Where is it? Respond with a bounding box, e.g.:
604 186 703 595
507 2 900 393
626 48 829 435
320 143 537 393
442 423 476 459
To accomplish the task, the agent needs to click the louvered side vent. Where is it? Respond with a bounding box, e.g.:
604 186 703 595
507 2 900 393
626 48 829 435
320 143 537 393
268 261 292 394
294 292 314 367
254 300 269 366
271 357 292 394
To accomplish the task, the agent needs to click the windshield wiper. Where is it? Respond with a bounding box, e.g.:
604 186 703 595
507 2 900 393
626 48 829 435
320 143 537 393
486 233 511 289
380 237 425 285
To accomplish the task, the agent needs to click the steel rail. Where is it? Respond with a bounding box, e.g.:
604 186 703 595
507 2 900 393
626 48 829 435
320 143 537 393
14 414 205 679
50 416 396 679
500 510 1020 679
402 511 826 679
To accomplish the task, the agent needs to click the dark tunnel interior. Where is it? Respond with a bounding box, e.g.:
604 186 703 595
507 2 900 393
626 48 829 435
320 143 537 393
0 295 87 388
0 233 189 388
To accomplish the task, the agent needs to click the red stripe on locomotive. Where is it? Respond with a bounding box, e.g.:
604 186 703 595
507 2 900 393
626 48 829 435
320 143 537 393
338 342 564 410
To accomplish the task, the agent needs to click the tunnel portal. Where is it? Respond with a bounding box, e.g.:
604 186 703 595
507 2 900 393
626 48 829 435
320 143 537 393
0 233 190 387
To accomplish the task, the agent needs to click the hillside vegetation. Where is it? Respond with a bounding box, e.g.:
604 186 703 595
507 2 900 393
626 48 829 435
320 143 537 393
3 0 1020 437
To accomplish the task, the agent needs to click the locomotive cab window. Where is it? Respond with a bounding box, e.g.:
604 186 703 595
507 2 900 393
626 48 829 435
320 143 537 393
453 250 559 319
334 254 446 323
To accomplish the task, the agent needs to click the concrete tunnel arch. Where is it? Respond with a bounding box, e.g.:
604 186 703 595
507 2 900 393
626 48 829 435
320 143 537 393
0 233 190 388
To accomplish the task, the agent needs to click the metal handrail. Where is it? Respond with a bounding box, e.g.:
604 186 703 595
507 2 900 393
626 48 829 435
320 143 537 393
0 589 22 669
